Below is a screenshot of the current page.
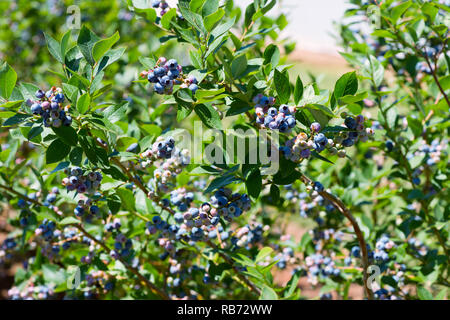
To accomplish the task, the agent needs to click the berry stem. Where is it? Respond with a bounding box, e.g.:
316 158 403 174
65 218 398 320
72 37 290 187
298 173 374 300
0 183 42 206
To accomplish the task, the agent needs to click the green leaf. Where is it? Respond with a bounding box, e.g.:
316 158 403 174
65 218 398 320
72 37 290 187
46 139 71 164
204 8 225 32
77 26 100 66
255 247 273 262
417 287 433 300
332 71 358 109
79 135 109 167
246 167 262 198
107 194 121 214
103 101 129 123
201 0 219 16
52 126 78 146
311 150 334 164
284 272 300 298
95 47 126 75
293 76 303 105
60 30 71 60
231 54 247 79
421 2 438 21
226 99 252 117
273 170 301 185
211 17 236 39
0 100 23 110
189 50 202 69
338 92 368 105
190 0 205 12
260 285 278 300
270 184 280 204
178 0 207 34
362 55 384 87
263 44 280 67
386 106 397 129
92 31 120 63
116 188 136 212
407 116 422 137
27 126 43 141
69 147 83 166
44 32 63 64
0 62 17 99
161 8 177 29
205 174 239 194
139 57 156 70
2 113 31 127
42 264 66 286
391 1 412 23
77 93 91 114
274 69 290 104
60 217 80 226
194 104 222 129
62 83 79 103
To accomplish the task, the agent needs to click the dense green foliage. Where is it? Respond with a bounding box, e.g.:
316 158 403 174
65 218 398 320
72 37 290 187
0 0 448 300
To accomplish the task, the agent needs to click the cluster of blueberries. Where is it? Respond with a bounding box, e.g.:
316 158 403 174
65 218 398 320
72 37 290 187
80 241 99 264
373 235 396 263
351 235 395 264
230 223 268 248
62 167 103 194
310 228 344 252
304 253 341 285
28 87 72 128
141 57 198 95
407 237 429 257
150 147 190 192
85 271 114 298
209 188 251 222
35 219 64 259
281 114 374 162
139 136 176 169
110 233 133 259
274 247 295 270
73 198 100 222
151 0 183 19
0 238 17 267
410 138 447 167
169 188 194 212
105 217 122 233
253 94 297 133
43 187 59 208
8 283 55 300
145 188 252 255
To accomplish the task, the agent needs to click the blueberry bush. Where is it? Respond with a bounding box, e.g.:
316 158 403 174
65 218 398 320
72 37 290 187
0 0 448 300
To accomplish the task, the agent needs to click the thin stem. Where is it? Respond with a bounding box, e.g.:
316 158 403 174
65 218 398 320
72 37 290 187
0 184 42 206
298 173 374 300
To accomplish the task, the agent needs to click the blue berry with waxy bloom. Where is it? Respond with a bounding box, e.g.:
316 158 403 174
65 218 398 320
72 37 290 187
351 246 360 258
28 86 72 128
62 167 102 194
141 57 196 95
